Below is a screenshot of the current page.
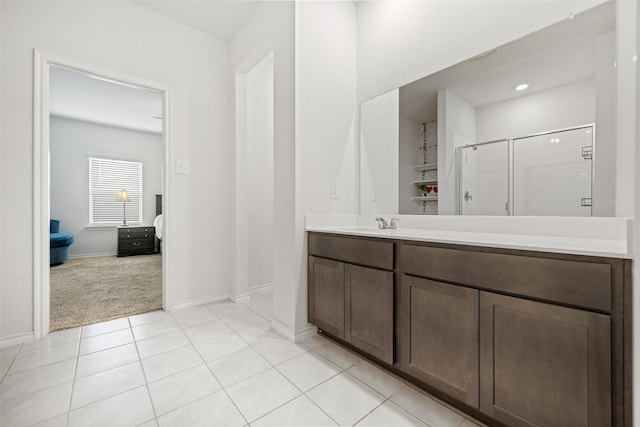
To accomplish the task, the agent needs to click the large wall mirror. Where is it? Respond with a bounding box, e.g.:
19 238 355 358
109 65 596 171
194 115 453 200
360 1 615 217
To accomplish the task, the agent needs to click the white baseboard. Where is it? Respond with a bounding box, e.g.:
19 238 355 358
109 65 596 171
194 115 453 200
248 283 273 294
270 319 318 343
170 293 230 311
69 252 117 259
0 332 34 348
230 293 251 304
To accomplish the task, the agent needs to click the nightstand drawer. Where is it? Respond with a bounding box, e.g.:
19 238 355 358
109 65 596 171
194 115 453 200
117 226 156 257
119 227 154 239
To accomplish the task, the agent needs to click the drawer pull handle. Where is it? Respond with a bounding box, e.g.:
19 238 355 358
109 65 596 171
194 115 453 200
133 242 142 247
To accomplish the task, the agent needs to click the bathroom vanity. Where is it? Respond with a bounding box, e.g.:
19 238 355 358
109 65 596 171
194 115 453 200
307 223 631 427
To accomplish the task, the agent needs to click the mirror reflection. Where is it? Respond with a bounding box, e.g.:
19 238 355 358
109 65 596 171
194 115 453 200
360 2 615 216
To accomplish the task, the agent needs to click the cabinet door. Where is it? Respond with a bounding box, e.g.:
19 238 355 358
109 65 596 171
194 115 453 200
399 275 479 407
480 292 611 427
345 264 394 364
308 256 345 339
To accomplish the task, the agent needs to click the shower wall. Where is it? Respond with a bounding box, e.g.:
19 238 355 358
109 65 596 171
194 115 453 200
458 125 594 217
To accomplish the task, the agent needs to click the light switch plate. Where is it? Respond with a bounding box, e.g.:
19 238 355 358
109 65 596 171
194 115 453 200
330 183 338 199
176 160 190 175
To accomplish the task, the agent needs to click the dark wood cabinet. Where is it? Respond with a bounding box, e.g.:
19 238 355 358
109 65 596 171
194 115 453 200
308 233 395 363
308 256 345 339
399 275 479 407
479 292 611 427
117 226 156 257
307 232 630 427
345 264 394 364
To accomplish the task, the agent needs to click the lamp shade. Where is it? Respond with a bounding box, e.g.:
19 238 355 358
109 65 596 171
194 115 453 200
117 189 129 202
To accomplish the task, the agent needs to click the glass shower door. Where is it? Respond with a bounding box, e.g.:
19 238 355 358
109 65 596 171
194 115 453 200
458 140 509 215
513 126 593 216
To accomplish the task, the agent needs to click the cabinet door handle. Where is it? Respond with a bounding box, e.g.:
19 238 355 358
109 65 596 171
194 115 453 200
133 242 142 247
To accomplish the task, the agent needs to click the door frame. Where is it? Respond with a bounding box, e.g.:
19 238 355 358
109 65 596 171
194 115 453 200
33 50 173 338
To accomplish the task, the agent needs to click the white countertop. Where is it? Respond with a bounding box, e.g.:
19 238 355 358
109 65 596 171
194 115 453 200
305 215 633 259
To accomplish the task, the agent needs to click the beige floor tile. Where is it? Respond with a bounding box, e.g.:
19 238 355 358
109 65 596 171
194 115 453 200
207 347 271 387
141 345 202 382
276 351 341 391
132 318 180 341
136 330 190 359
347 359 405 397
148 364 221 415
312 340 360 369
171 306 218 329
81 318 130 338
192 332 248 362
129 310 172 327
68 386 154 427
9 340 78 373
252 395 337 427
75 343 139 378
0 359 75 402
157 390 245 427
0 382 72 427
306 372 385 426
252 338 308 365
79 328 133 356
226 368 301 423
390 386 465 427
71 361 146 409
182 320 232 343
356 400 428 426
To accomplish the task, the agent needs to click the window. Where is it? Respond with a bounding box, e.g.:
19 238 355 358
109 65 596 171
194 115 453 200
89 157 142 225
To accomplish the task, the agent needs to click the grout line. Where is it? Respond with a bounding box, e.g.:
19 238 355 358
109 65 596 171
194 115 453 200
64 332 82 427
0 342 24 384
181 319 251 427
130 317 160 425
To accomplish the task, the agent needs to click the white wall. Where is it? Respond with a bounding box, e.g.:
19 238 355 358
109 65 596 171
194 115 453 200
593 31 615 216
360 89 399 215
438 90 476 215
1 1 231 341
246 55 274 290
229 2 296 332
476 79 595 142
295 1 358 337
50 117 163 257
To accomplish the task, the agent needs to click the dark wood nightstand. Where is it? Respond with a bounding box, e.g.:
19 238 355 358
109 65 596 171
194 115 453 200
117 226 156 257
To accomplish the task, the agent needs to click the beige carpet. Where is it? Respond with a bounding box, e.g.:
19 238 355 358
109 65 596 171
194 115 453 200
50 254 162 332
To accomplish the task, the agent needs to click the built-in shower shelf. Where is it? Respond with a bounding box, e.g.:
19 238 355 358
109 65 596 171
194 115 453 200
412 179 438 185
411 163 438 171
411 196 439 202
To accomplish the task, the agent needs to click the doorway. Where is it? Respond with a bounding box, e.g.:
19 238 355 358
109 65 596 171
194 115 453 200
33 51 172 338
234 51 274 316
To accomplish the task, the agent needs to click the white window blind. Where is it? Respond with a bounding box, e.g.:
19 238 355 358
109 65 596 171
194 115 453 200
89 157 142 224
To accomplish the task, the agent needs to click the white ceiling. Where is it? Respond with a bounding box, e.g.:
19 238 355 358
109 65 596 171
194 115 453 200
50 67 164 134
133 0 260 40
399 1 615 124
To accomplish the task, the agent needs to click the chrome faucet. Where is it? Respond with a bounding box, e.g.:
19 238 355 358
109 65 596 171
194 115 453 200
375 217 389 229
375 217 400 230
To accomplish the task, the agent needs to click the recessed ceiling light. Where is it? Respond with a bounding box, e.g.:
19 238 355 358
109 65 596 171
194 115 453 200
550 138 560 144
515 83 529 91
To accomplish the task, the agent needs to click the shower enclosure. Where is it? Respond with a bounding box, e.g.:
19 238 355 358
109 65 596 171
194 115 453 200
457 125 594 216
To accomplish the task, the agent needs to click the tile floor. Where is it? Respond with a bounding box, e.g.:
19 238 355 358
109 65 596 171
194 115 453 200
0 291 484 427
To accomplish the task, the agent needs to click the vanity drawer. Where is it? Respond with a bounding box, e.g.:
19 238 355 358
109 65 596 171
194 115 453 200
308 233 394 270
400 243 612 313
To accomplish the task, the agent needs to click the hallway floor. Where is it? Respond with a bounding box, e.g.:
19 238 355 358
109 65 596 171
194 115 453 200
1 291 483 426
